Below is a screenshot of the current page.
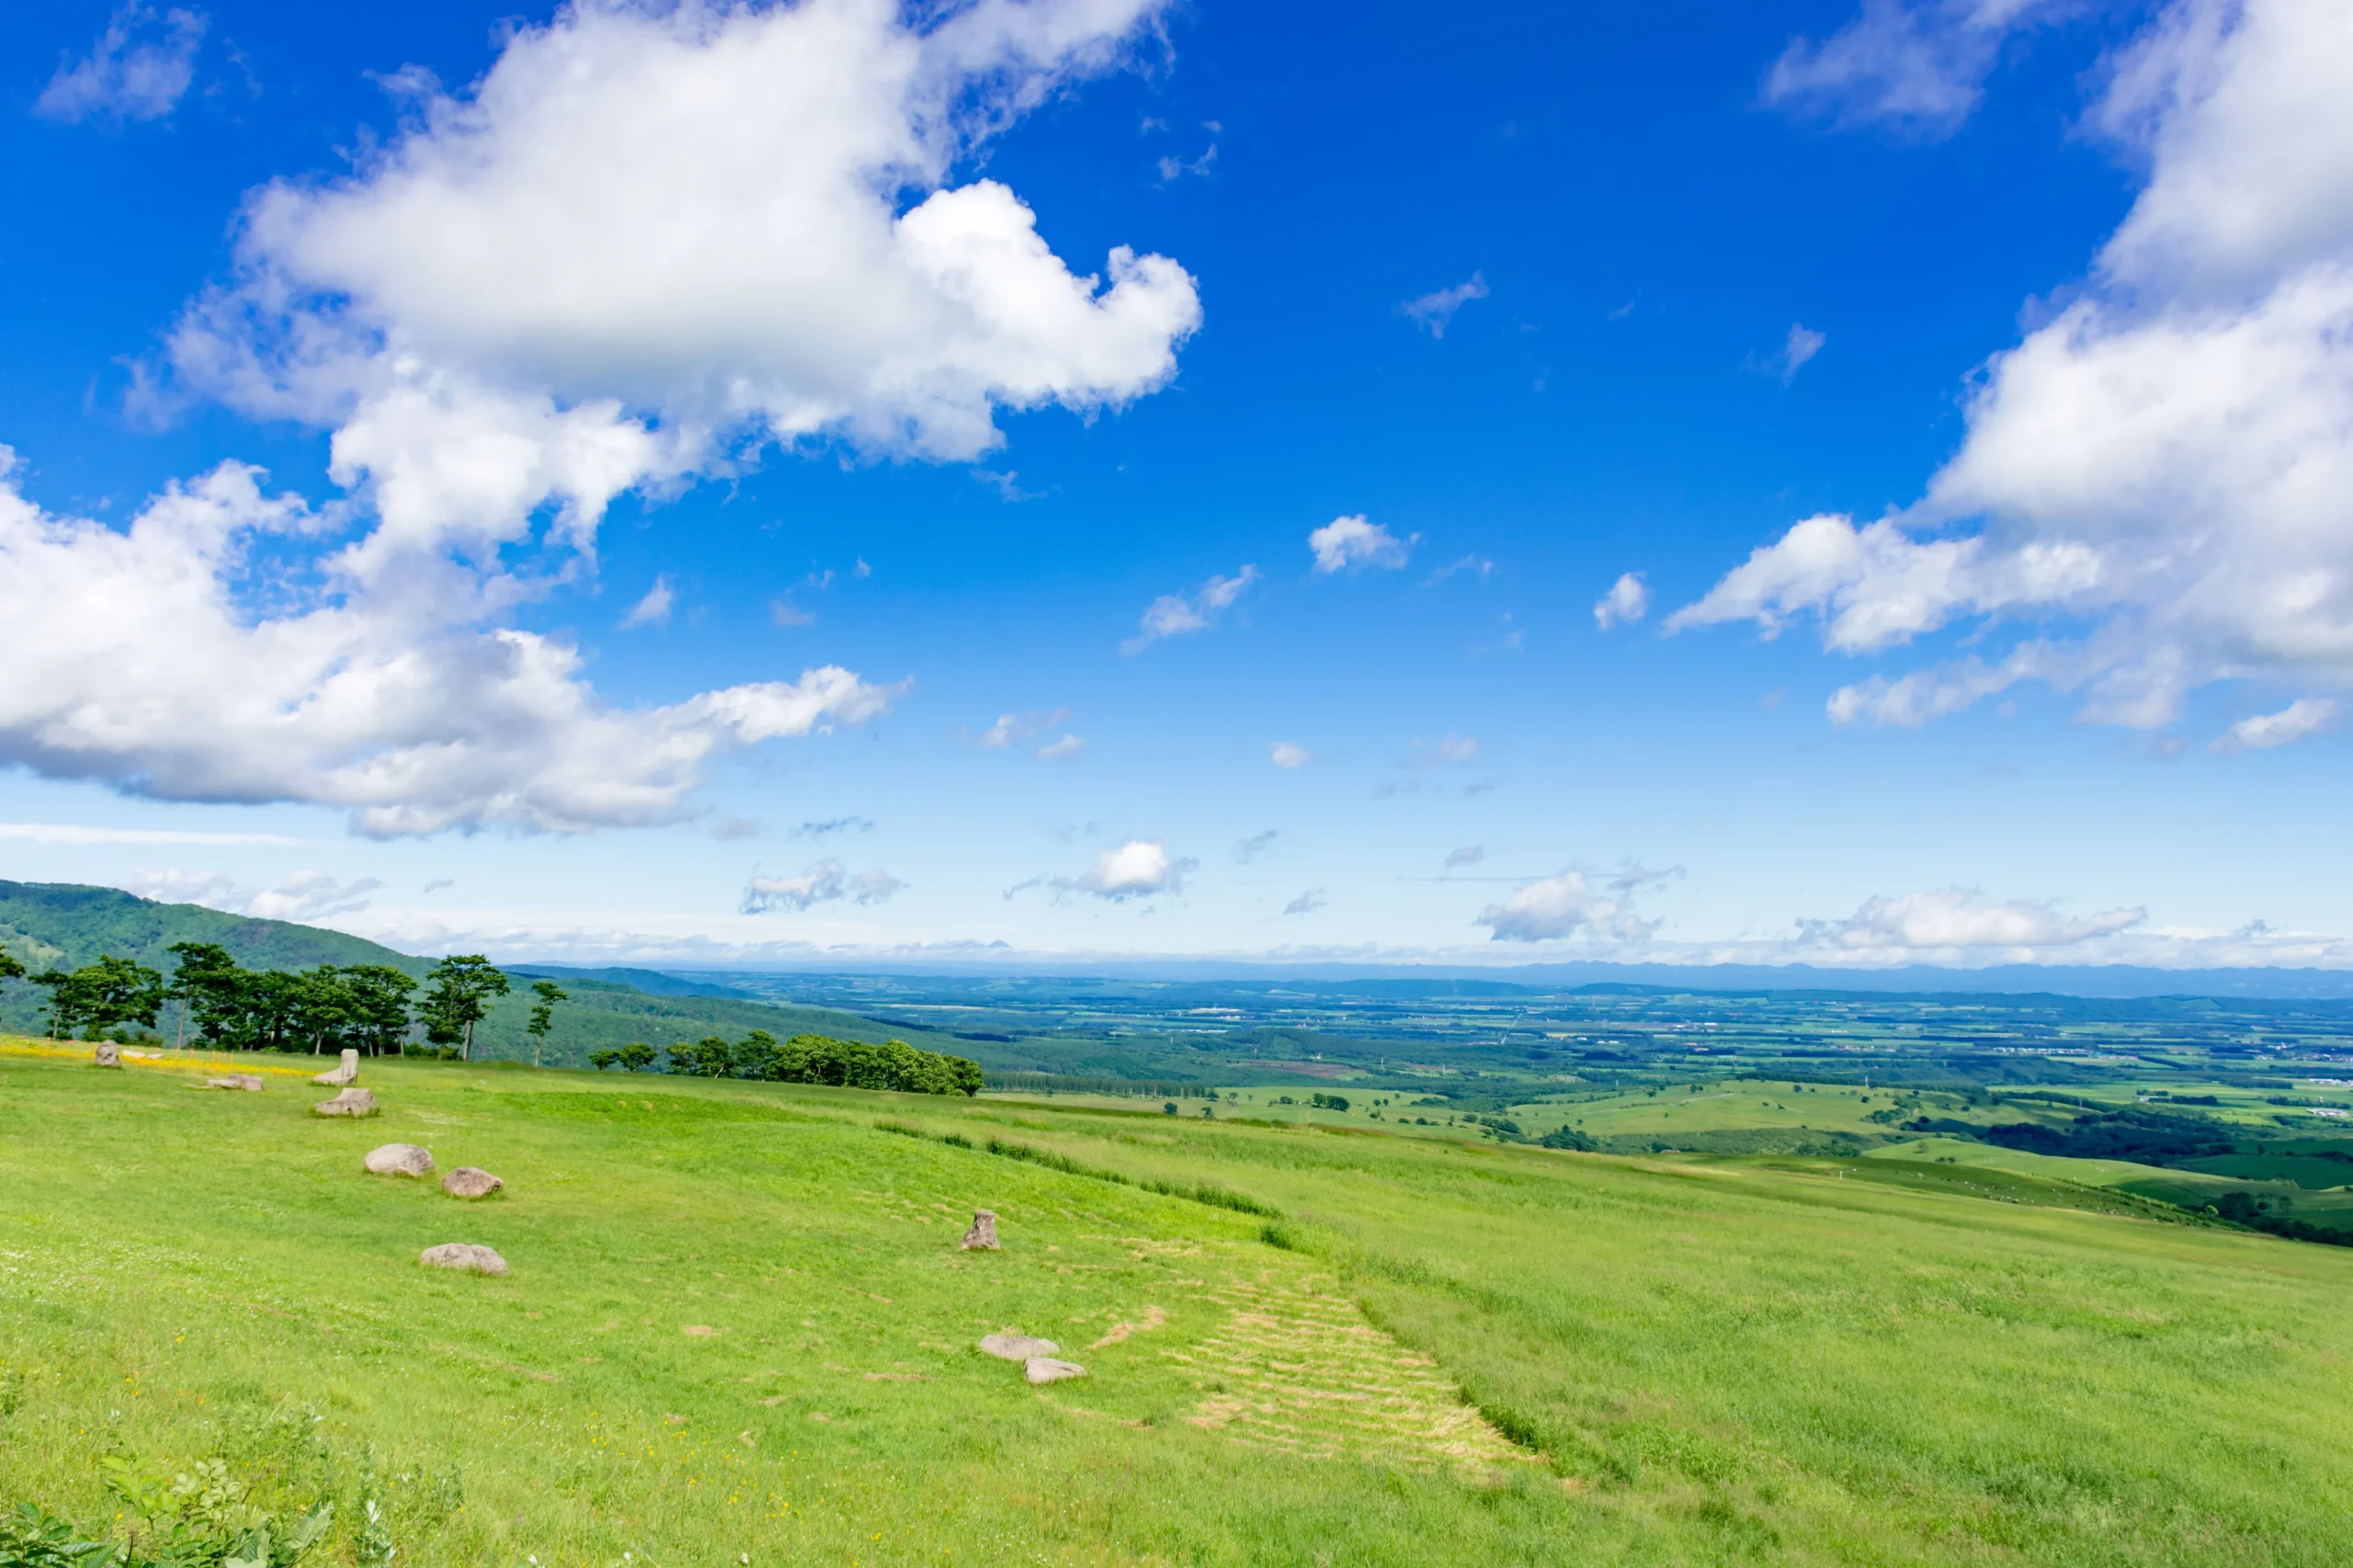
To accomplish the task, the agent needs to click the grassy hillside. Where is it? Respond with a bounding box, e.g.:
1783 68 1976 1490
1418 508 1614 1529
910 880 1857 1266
4 1043 2348 1565
0 881 971 1062
0 878 410 979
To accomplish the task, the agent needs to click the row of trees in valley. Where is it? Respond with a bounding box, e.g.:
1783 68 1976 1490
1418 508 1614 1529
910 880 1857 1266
0 944 565 1060
593 1029 983 1096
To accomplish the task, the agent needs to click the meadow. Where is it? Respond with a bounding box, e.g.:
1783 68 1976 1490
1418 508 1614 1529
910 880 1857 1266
6 1042 2353 1565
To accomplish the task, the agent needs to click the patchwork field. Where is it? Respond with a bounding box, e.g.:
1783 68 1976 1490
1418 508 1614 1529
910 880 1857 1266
6 1045 2353 1565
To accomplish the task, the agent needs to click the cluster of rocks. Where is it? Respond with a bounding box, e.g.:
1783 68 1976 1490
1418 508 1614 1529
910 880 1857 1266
363 1143 504 1199
313 1049 359 1086
980 1332 1086 1385
205 1074 264 1092
365 1142 510 1276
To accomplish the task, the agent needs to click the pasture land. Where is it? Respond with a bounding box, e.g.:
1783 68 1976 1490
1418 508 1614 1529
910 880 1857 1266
6 1046 2353 1565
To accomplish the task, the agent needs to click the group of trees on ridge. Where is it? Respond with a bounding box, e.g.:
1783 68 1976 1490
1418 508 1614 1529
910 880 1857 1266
593 1028 983 1096
0 945 562 1061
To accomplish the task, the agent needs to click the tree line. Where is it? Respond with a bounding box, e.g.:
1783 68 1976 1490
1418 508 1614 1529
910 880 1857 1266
593 1028 983 1096
0 944 565 1061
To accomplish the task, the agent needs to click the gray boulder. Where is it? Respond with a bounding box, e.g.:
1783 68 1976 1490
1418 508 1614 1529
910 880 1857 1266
205 1074 264 1092
979 1333 1059 1361
93 1041 121 1068
364 1143 435 1177
419 1243 507 1276
313 1049 359 1087
313 1087 379 1118
1024 1358 1087 1385
960 1209 1000 1250
442 1166 504 1199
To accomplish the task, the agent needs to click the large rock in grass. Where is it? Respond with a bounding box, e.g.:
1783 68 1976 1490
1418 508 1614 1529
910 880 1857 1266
365 1143 435 1177
441 1166 503 1199
206 1074 264 1092
961 1210 1000 1250
93 1041 121 1068
979 1333 1059 1361
419 1243 507 1276
1024 1358 1087 1385
313 1049 359 1087
313 1086 378 1118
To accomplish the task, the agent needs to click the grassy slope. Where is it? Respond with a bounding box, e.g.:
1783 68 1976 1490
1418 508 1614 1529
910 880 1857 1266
5 1047 2351 1566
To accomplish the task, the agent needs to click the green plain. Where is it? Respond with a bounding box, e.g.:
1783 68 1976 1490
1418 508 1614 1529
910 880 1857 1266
6 1048 2353 1565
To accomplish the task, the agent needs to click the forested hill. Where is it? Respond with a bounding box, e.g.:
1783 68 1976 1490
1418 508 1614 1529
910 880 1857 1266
0 880 970 1066
0 880 412 976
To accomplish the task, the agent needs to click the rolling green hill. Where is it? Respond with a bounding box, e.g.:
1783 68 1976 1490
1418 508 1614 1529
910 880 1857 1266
0 881 978 1064
2 1048 2347 1565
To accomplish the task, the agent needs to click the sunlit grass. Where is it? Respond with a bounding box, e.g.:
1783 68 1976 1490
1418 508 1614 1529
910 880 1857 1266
6 1054 2351 1564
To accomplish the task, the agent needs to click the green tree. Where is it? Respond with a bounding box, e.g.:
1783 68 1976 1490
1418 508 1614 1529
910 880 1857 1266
618 1041 657 1073
36 956 166 1040
587 1048 620 1071
0 950 23 983
419 956 510 1061
525 979 567 1067
341 965 419 1056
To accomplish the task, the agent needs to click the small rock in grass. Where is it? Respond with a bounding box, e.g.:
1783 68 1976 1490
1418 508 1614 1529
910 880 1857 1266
960 1209 1000 1250
93 1041 122 1068
206 1074 265 1092
313 1048 359 1086
419 1243 507 1276
1024 1358 1087 1385
365 1143 435 1177
313 1086 379 1118
441 1165 503 1199
979 1333 1059 1361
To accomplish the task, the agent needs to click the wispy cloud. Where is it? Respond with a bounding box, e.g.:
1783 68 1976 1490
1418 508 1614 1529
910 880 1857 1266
790 816 874 839
742 860 904 914
1775 324 1826 382
1233 829 1279 863
1269 741 1312 769
622 574 676 629
1425 554 1494 585
1401 734 1480 768
123 868 381 922
0 822 302 846
1283 889 1326 915
1035 733 1086 760
37 4 207 124
1445 845 1484 869
1593 572 1650 630
1122 565 1258 653
1400 272 1490 338
2212 699 2341 753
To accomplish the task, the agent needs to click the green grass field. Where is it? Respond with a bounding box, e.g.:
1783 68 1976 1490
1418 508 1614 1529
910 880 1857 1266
7 1045 2353 1565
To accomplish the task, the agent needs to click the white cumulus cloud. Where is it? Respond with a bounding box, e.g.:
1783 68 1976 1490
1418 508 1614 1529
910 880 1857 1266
0 456 900 835
1308 515 1413 574
1058 838 1189 900
1593 572 1649 630
1268 741 1312 768
1476 869 1662 944
5 0 1194 836
1797 886 2146 951
37 3 206 124
1697 0 2353 744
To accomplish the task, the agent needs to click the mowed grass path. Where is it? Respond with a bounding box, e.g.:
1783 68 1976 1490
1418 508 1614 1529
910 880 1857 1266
1 1053 2348 1565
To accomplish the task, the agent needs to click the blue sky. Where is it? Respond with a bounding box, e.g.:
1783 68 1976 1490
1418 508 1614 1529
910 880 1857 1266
1 0 2349 970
